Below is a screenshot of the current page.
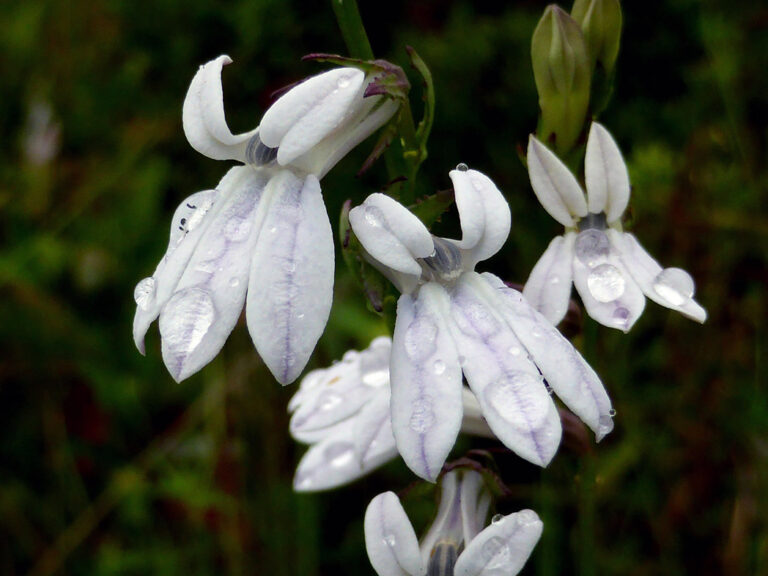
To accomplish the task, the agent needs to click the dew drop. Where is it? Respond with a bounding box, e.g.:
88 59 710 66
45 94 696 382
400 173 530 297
160 288 216 355
384 533 397 547
318 390 343 412
364 204 386 228
433 360 446 375
491 513 504 525
612 306 629 323
482 536 511 569
550 275 560 285
337 76 351 89
362 369 388 388
296 312 305 320
403 317 438 361
587 264 626 302
323 442 355 468
653 267 695 306
575 229 610 267
269 226 278 234
609 408 617 417
229 277 240 288
508 346 521 357
515 509 539 526
409 398 435 433
456 163 469 172
223 216 252 241
134 277 156 310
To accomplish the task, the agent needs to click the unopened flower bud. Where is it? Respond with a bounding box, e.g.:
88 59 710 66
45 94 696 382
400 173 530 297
531 5 591 155
571 0 622 75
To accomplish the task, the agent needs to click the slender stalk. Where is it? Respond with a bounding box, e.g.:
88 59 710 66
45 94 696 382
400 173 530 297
331 0 374 60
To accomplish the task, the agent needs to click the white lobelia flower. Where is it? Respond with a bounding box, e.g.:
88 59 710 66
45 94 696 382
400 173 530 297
524 122 707 332
365 468 543 576
289 336 496 492
348 167 613 482
133 55 399 384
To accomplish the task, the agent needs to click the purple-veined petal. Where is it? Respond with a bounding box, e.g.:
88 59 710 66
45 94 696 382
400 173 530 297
350 193 434 293
293 424 398 492
449 168 511 264
522 233 575 326
483 273 614 440
352 386 396 464
390 286 463 482
571 229 646 332
259 68 366 166
527 135 587 227
246 171 334 385
365 492 426 576
585 122 630 222
609 230 707 322
447 273 561 467
156 168 268 381
182 55 257 162
419 472 463 563
454 509 543 576
460 387 495 440
460 470 492 543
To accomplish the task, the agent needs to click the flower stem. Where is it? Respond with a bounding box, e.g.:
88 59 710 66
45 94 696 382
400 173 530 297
331 0 374 60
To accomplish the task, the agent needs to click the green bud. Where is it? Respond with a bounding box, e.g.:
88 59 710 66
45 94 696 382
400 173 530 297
572 0 622 74
532 5 591 156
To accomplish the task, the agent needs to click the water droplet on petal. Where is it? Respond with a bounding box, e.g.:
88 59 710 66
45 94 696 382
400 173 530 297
613 306 629 322
404 317 438 361
550 275 560 284
223 216 252 241
508 346 521 356
229 277 240 288
134 277 156 310
362 369 388 388
575 230 610 267
337 76 351 89
609 408 617 417
456 163 469 172
384 533 397 547
269 226 278 234
160 288 216 355
653 267 695 306
433 360 446 375
491 514 505 525
323 442 355 468
516 509 539 526
318 390 343 412
484 372 548 431
409 398 435 433
587 264 626 302
364 204 386 228
482 536 511 568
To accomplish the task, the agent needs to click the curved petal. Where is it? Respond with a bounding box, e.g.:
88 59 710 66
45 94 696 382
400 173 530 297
352 386 397 464
390 286 463 482
259 68 366 165
419 471 464 561
447 273 561 467
522 233 575 325
527 135 587 227
585 122 630 222
365 492 426 576
182 55 257 162
246 171 334 384
449 168 511 264
609 231 707 322
460 471 492 543
483 273 614 440
454 509 543 576
155 168 268 381
293 425 398 492
350 193 434 293
571 230 646 332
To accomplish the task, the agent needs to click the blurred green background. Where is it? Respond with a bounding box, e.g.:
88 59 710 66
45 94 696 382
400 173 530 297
1 0 766 574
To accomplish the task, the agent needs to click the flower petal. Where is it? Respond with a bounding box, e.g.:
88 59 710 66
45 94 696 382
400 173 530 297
293 424 398 492
259 68 366 165
447 273 561 467
155 168 268 381
365 492 426 576
459 470 492 543
454 509 543 576
449 168 511 264
350 193 434 293
419 471 463 561
352 386 397 465
483 273 614 440
609 230 707 322
522 232 575 325
571 230 646 332
390 286 463 482
527 135 587 227
182 55 257 162
246 170 334 384
585 122 630 222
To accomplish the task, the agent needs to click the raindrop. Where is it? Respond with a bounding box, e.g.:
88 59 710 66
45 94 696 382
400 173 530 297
508 346 521 357
223 216 252 242
653 267 695 306
491 514 505 525
433 360 446 375
612 307 629 323
409 398 435 433
229 277 240 288
550 275 560 284
456 163 469 172
269 226 278 234
160 288 216 355
134 277 156 310
515 509 539 526
296 312 305 319
323 442 355 468
587 264 625 302
609 408 617 417
482 536 511 569
364 204 386 228
318 390 343 412
575 229 610 267
403 317 438 361
484 372 547 431
337 76 351 89
383 533 397 547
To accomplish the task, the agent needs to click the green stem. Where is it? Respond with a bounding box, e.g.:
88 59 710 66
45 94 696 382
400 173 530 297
578 319 599 576
331 0 374 60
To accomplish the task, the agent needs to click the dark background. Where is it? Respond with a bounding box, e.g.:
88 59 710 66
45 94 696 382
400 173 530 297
1 0 766 574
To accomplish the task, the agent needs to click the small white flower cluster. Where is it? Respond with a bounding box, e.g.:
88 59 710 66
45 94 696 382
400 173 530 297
134 56 707 576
